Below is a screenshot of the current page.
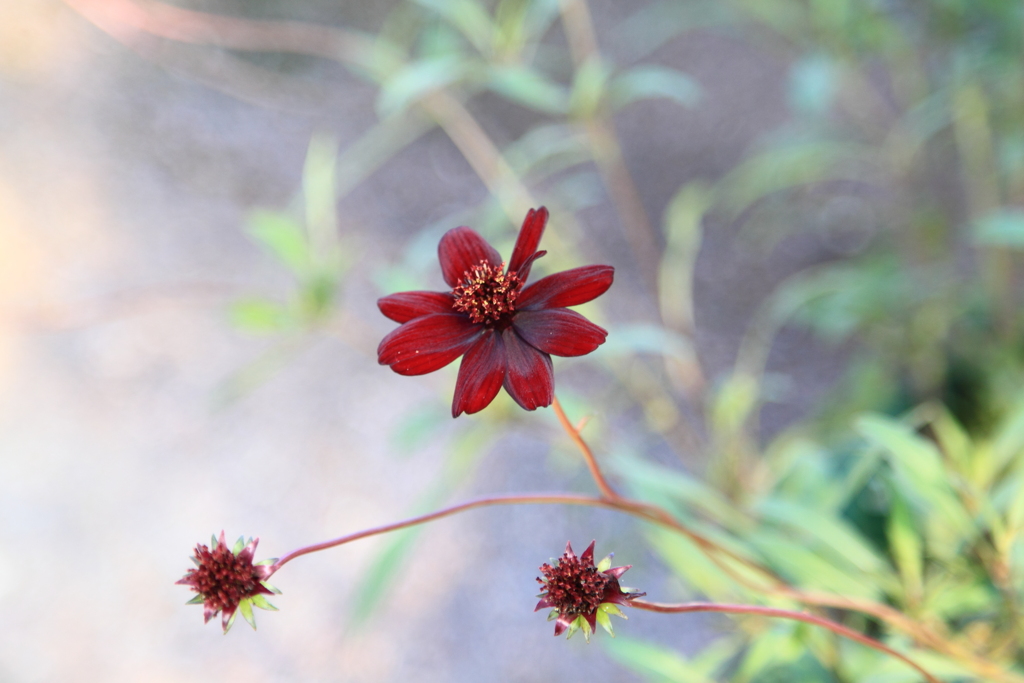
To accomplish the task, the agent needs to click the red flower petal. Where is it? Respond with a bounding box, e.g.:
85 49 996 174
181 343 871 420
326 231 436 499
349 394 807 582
438 227 502 288
501 328 553 410
535 597 554 611
553 615 572 636
378 314 482 375
452 331 506 417
580 541 596 566
518 265 614 310
603 565 630 580
512 309 608 357
508 206 548 280
378 291 454 323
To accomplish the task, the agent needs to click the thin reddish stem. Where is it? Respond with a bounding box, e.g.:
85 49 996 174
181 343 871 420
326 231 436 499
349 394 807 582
552 395 618 499
267 493 618 576
631 600 940 683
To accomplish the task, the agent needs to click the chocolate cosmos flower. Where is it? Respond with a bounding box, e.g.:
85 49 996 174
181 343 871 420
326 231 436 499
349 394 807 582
378 207 614 417
536 540 645 640
177 531 279 633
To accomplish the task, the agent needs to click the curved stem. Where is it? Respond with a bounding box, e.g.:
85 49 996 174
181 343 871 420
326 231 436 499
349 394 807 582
551 396 618 499
267 493 618 576
631 600 940 683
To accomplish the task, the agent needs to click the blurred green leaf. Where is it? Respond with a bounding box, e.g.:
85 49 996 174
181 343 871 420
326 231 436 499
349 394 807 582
887 494 923 601
230 299 291 333
855 414 948 494
788 54 839 114
302 133 338 248
856 413 977 556
568 56 610 119
715 142 875 224
349 422 491 625
734 625 806 682
647 528 738 599
247 211 309 274
608 65 702 109
991 391 1024 477
504 123 589 178
604 636 739 683
755 498 890 575
710 373 759 437
390 403 450 456
486 64 569 114
972 209 1024 247
613 455 748 529
377 56 469 116
659 182 711 332
748 532 881 598
412 0 495 54
349 526 422 624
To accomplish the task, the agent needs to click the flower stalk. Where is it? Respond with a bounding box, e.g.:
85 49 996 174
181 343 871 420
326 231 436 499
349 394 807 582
630 600 940 683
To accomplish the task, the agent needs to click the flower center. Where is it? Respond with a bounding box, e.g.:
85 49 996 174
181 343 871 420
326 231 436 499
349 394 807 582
537 553 610 618
452 260 522 326
185 542 263 612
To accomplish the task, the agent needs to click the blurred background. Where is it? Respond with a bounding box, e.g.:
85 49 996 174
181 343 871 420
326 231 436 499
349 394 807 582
2 0 1023 681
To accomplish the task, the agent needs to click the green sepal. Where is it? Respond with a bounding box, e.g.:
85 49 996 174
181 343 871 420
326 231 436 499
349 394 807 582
565 616 582 640
255 558 277 566
547 609 560 622
596 554 613 572
261 581 282 595
223 609 237 634
600 603 626 619
185 594 206 605
596 607 615 636
211 534 219 549
190 556 200 567
232 537 246 555
239 598 257 630
251 594 278 611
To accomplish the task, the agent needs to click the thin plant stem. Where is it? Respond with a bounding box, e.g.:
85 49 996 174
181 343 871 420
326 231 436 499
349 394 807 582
630 600 941 683
551 396 618 499
558 0 663 296
267 493 618 576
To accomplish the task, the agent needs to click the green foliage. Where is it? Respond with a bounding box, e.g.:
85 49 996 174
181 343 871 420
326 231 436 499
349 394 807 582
215 0 1024 679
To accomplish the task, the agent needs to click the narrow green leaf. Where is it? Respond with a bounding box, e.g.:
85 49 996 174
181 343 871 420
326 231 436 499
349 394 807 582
186 594 205 605
612 456 746 529
608 65 702 109
412 0 495 54
603 636 716 683
377 56 469 117
486 64 568 114
887 494 923 602
659 182 711 332
302 133 338 249
247 211 309 274
749 533 881 599
755 498 889 574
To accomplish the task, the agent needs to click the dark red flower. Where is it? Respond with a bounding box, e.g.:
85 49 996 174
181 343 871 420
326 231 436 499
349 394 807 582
177 531 279 633
378 207 614 417
535 540 645 640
